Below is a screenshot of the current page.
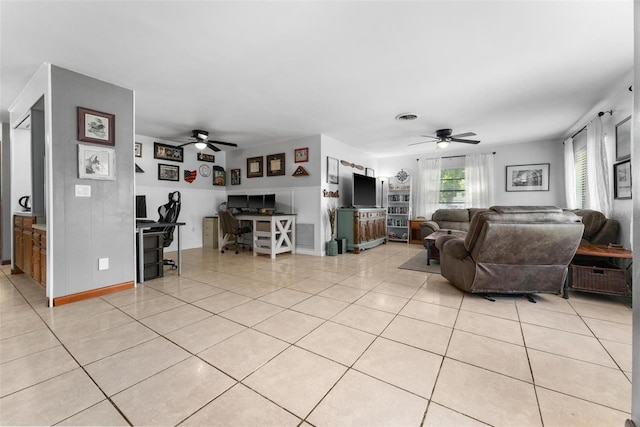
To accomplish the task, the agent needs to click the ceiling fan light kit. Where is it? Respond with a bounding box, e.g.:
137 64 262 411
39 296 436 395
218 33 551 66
194 142 207 150
436 140 450 148
395 112 420 121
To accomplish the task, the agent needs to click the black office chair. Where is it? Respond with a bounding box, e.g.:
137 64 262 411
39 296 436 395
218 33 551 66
219 210 251 254
151 191 181 268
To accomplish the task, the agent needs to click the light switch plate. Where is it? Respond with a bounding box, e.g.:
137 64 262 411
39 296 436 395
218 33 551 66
75 184 91 197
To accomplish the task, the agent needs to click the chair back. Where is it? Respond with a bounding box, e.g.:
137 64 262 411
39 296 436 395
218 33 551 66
220 210 240 235
156 191 181 247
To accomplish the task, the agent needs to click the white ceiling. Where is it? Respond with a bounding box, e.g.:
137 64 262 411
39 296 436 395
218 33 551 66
0 1 634 158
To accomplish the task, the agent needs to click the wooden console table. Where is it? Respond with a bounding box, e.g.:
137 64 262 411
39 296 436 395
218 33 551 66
563 243 632 298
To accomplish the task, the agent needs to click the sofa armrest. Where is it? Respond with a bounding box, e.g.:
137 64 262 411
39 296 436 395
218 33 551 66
435 236 468 260
590 219 620 245
420 221 440 238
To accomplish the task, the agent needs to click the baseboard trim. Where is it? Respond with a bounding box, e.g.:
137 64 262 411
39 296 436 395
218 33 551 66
52 281 134 306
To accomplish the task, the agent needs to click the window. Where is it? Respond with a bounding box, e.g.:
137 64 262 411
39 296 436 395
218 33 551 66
574 131 588 209
440 167 465 208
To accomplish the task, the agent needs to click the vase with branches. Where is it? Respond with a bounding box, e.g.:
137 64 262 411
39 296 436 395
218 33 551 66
327 205 337 240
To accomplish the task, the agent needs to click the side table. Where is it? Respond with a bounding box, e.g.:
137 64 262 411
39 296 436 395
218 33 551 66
563 243 632 298
424 230 467 265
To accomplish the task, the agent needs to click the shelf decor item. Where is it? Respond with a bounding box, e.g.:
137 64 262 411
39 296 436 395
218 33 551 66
267 153 286 176
158 163 179 181
78 144 116 180
295 147 309 163
77 107 115 146
505 163 549 192
326 204 338 256
615 116 631 161
247 156 263 178
154 142 184 162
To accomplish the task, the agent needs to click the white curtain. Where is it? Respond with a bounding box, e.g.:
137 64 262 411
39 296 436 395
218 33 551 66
586 117 611 216
415 158 441 218
464 153 494 208
563 137 577 209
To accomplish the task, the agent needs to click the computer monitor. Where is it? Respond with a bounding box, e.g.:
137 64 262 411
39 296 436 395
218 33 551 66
248 195 264 209
227 194 248 209
135 195 147 219
264 194 276 210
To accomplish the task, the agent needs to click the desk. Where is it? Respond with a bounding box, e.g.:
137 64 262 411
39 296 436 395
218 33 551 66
235 214 296 258
136 221 185 284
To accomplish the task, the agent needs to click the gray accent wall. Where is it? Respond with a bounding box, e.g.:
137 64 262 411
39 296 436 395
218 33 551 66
1 122 11 262
49 66 134 297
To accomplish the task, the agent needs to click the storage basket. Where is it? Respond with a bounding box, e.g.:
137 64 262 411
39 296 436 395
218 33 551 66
569 260 629 296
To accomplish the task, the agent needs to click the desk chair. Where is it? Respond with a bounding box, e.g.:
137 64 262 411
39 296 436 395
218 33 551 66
220 210 251 254
151 191 181 268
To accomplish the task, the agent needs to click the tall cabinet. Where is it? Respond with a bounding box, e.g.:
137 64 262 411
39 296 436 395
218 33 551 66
386 170 411 242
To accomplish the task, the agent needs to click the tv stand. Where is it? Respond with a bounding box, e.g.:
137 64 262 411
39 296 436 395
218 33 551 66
336 208 386 254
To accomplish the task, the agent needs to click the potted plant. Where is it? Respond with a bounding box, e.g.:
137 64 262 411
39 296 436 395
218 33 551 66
326 204 338 256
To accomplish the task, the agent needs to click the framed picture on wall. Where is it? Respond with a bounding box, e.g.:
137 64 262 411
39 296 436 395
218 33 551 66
327 157 339 184
212 166 225 186
247 156 263 178
615 116 631 161
78 144 116 180
365 168 375 177
231 168 241 185
505 163 549 192
134 142 142 157
77 107 115 146
154 142 184 162
294 147 309 163
267 153 286 176
158 163 179 181
614 159 631 200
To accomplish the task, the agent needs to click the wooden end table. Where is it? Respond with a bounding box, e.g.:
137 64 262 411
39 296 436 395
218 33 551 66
424 230 467 265
563 242 633 298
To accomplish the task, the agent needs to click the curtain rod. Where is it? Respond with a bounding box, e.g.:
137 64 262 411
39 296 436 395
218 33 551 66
416 151 496 161
569 110 612 140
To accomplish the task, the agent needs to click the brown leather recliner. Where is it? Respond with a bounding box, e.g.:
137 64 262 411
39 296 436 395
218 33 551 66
435 206 584 295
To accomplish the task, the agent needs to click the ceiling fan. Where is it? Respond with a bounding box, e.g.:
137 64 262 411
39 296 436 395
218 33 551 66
409 128 480 148
177 129 238 152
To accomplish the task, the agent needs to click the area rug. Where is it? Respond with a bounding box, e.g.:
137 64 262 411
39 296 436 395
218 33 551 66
398 252 442 274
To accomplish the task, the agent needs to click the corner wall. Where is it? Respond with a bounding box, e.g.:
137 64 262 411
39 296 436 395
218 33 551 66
49 66 135 297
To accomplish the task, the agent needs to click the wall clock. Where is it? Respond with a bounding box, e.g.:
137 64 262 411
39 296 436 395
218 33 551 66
199 164 211 177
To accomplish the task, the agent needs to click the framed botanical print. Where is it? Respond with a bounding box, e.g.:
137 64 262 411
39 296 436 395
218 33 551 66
327 156 339 184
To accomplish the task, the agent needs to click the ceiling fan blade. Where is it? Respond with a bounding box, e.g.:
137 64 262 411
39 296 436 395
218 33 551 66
209 140 238 148
355 165 364 170
450 132 477 139
340 160 351 167
419 135 439 139
177 142 194 147
408 140 434 146
206 142 221 152
451 138 481 144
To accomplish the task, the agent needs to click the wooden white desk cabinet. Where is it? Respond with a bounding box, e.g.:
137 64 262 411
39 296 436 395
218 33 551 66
236 214 296 258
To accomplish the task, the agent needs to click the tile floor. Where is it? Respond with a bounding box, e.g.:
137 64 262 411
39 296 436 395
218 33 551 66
0 243 633 426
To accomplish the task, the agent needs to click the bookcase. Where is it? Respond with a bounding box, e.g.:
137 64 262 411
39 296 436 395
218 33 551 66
386 170 411 242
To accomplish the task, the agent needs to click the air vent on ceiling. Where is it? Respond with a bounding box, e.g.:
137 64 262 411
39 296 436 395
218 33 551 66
395 112 420 121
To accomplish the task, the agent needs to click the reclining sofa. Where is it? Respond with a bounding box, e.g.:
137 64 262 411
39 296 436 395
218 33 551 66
434 206 584 295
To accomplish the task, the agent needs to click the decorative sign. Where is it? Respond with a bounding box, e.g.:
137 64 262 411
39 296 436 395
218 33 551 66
292 165 309 176
184 170 197 183
197 152 215 162
323 189 340 198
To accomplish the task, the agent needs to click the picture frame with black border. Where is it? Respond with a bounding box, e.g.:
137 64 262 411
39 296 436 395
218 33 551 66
247 156 263 178
231 168 241 185
614 159 631 200
77 107 115 146
154 142 184 162
78 144 116 180
294 147 309 163
134 142 142 157
267 153 286 176
158 163 180 181
615 115 631 161
212 166 225 186
327 156 339 184
505 163 549 192
197 152 215 163
365 167 375 177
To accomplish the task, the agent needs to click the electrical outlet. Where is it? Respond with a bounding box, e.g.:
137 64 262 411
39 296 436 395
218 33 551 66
98 258 109 270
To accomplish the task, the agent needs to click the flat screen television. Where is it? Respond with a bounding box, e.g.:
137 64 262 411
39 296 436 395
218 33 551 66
227 194 248 209
135 195 147 219
352 173 377 207
248 195 264 209
264 194 276 210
